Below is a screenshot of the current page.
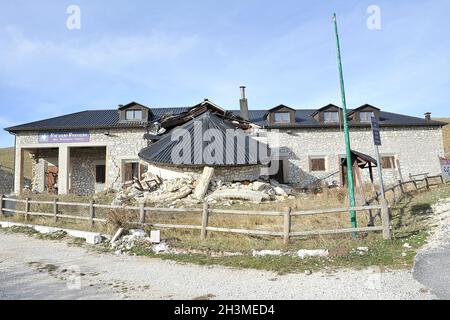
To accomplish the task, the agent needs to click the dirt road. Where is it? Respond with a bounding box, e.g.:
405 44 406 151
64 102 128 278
0 231 434 300
413 198 450 299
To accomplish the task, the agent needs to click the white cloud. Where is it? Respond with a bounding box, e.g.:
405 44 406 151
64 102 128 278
0 26 200 73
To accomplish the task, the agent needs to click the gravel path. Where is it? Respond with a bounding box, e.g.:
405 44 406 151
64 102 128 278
413 198 450 299
0 231 434 300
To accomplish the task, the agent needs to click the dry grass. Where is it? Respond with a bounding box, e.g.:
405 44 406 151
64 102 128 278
0 147 33 178
435 118 450 156
106 208 138 231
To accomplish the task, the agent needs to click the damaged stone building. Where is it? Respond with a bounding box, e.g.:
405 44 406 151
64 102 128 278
5 88 446 196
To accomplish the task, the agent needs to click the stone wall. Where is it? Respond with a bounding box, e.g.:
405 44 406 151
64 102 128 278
16 128 148 193
70 147 106 195
147 164 262 182
15 124 445 193
259 126 444 187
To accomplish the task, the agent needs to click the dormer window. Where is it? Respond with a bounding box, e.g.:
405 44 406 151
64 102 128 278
267 105 295 125
274 112 291 123
118 101 151 122
125 110 143 121
324 111 339 123
348 104 380 123
360 111 375 122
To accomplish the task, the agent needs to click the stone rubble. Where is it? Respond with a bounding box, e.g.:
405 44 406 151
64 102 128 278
111 228 172 255
296 249 329 259
112 170 295 206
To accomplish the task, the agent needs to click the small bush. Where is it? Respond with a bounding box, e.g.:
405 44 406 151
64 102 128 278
106 208 138 231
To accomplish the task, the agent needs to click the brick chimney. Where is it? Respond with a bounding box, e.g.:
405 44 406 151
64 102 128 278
239 86 249 121
424 112 431 121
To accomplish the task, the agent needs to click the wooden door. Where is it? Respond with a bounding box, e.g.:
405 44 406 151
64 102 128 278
47 165 58 194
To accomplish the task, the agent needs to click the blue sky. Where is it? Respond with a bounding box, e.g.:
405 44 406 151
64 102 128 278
0 0 449 147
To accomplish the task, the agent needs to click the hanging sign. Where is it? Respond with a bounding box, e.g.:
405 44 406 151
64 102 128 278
370 117 381 146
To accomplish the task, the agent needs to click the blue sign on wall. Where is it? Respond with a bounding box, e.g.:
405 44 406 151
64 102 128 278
38 132 90 144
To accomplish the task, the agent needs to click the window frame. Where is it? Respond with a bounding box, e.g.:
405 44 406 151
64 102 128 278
381 156 397 169
360 111 375 123
273 112 291 123
122 160 148 182
309 156 326 172
95 164 106 184
323 111 339 123
125 109 143 121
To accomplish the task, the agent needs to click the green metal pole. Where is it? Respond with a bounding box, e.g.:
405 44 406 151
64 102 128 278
333 13 357 231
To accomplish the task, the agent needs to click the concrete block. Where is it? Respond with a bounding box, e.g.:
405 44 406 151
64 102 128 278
150 230 160 243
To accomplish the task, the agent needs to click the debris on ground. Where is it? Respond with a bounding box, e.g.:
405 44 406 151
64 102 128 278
110 228 124 244
110 228 172 255
193 166 215 200
251 249 284 257
296 249 329 259
112 170 295 206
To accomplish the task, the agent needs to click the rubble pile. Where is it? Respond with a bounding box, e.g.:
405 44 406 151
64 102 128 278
112 170 295 206
111 229 171 255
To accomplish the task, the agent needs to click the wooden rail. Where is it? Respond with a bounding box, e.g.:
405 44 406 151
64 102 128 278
0 194 392 243
367 174 445 206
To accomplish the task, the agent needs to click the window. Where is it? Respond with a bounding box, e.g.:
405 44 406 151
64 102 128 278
360 111 375 122
324 111 339 123
310 157 326 172
274 112 290 123
95 165 106 184
125 109 143 120
381 156 396 169
123 161 147 182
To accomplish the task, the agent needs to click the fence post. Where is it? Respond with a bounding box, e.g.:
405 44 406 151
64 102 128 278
283 207 292 245
0 194 4 219
139 202 145 225
398 180 405 195
25 197 30 221
53 198 58 224
440 174 444 184
89 199 95 229
392 186 397 204
201 201 209 240
380 199 392 240
425 177 430 190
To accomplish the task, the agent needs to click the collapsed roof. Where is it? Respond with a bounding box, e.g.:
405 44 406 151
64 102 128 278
138 111 269 167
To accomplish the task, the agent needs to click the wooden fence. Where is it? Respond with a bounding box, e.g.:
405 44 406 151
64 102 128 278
367 173 445 205
0 195 392 243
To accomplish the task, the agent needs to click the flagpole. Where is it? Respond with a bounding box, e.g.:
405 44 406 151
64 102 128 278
333 13 357 232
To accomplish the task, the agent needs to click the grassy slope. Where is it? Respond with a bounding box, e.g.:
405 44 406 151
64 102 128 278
0 147 32 178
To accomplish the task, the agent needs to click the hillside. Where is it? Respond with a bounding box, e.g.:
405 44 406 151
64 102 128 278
0 147 32 179
435 118 450 157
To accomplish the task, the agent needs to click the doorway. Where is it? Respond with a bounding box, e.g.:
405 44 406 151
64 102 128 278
269 159 285 183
